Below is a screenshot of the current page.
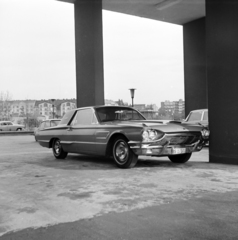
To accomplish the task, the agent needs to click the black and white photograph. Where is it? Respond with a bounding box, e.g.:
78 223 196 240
1 0 238 239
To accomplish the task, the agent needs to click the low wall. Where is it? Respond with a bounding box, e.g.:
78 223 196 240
0 131 34 136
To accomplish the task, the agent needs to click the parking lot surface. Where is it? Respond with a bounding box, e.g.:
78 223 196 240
1 135 238 239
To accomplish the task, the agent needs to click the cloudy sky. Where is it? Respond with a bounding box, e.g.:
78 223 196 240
0 0 184 106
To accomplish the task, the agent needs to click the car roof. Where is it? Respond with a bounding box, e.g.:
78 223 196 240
190 109 208 112
74 105 134 110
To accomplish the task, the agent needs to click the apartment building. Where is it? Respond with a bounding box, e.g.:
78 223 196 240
0 99 77 120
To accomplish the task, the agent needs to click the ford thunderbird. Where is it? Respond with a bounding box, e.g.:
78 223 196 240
37 106 209 168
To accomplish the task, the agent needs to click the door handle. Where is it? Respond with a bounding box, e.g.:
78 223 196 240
67 127 72 131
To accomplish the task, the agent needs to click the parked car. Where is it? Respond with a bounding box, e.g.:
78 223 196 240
183 109 208 127
0 121 24 131
37 106 209 168
34 119 61 141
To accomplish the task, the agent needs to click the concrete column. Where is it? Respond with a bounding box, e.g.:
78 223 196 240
206 0 238 164
74 0 104 108
183 18 207 117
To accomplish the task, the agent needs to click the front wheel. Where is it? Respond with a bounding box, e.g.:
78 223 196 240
16 128 22 131
168 153 192 163
112 137 138 168
52 139 68 159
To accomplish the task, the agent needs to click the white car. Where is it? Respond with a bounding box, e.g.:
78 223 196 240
0 121 25 131
184 109 208 127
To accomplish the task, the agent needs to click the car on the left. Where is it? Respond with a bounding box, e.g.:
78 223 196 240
34 119 61 141
0 121 25 131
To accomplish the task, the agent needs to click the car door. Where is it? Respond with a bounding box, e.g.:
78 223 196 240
63 108 97 154
2 122 10 131
0 122 6 131
7 122 14 131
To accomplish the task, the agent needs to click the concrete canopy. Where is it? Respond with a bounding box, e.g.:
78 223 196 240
58 0 205 25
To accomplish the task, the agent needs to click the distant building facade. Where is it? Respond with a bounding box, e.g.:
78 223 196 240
160 99 185 120
0 99 77 121
34 99 76 119
134 104 159 119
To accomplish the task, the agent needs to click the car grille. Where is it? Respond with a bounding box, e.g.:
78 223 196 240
165 133 201 145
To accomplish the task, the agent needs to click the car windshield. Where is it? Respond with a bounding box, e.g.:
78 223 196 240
51 120 60 127
59 110 75 125
95 107 146 122
187 111 203 121
203 111 208 121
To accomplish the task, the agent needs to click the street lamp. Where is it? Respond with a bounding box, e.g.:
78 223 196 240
129 88 136 107
51 99 55 119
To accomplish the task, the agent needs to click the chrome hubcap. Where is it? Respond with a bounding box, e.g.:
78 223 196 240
54 141 61 155
115 141 128 162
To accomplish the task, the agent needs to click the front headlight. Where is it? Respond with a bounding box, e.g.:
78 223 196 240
142 129 164 142
201 129 210 139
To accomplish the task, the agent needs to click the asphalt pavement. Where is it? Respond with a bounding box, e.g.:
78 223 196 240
1 135 238 240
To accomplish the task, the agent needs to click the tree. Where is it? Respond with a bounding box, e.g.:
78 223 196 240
0 91 12 120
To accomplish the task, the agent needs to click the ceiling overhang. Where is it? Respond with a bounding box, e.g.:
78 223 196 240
57 0 205 25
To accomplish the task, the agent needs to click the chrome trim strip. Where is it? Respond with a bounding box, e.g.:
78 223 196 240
60 141 106 145
38 140 49 143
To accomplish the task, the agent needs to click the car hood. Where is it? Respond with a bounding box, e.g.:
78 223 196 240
102 120 204 133
183 121 209 128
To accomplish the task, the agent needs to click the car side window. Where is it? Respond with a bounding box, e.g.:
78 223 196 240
72 109 93 126
8 122 13 125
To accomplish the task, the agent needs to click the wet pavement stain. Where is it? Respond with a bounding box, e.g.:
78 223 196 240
103 190 123 195
17 207 38 214
34 175 45 178
138 183 157 188
0 226 9 234
211 178 222 182
57 192 93 200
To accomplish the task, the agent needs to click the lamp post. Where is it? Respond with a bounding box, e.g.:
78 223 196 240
129 88 136 107
51 99 55 119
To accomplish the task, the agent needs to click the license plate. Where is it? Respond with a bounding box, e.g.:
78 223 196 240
172 148 186 154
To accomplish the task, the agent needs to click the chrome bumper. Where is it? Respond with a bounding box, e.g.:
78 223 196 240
128 140 203 156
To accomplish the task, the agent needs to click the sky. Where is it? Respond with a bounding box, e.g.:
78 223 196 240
0 0 184 106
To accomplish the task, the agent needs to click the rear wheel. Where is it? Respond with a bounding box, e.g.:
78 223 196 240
52 139 68 159
16 128 22 131
112 137 138 168
168 153 192 163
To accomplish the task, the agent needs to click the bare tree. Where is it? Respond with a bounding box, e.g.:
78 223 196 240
0 91 12 120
